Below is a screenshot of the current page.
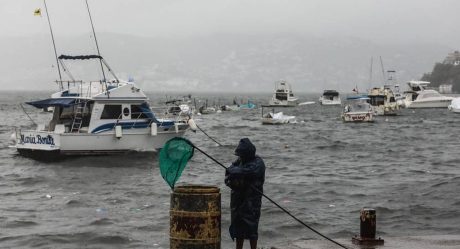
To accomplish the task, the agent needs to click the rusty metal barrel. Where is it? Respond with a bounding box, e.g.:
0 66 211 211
170 185 221 249
360 208 376 238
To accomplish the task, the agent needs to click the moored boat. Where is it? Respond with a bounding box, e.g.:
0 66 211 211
448 98 460 113
319 90 341 105
261 105 296 124
12 55 191 159
367 86 400 115
269 80 299 107
342 97 374 122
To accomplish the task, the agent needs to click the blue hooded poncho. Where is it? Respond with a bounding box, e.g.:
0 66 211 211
225 138 266 240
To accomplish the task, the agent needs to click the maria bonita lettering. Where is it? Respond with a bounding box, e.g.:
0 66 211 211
20 134 55 146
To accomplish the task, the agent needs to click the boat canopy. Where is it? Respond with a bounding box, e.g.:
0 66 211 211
58 54 103 60
26 98 76 108
323 90 339 96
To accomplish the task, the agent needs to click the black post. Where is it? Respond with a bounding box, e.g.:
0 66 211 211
360 208 376 238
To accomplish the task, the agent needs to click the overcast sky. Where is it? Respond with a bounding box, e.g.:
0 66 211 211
1 0 459 47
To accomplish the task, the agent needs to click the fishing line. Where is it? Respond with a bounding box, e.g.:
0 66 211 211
195 123 223 146
191 144 350 249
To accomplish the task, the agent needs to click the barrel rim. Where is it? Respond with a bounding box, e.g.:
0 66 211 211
174 184 220 193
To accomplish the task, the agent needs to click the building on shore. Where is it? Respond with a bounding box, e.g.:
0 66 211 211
439 84 453 94
443 51 460 65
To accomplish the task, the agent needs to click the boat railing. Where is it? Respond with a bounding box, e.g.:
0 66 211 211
56 80 104 98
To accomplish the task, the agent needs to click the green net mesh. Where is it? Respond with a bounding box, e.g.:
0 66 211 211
159 137 195 189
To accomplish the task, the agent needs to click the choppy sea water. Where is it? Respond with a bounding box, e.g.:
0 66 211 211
1 90 460 248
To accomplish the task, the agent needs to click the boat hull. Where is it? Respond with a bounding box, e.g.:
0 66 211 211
319 97 341 105
13 127 187 159
406 99 452 109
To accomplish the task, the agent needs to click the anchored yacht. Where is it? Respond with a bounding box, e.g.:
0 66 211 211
269 80 299 107
403 81 453 108
319 90 341 105
367 86 400 115
12 55 191 159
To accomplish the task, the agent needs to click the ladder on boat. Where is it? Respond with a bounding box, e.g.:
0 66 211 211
70 99 86 133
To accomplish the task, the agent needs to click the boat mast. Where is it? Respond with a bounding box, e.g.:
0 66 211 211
379 56 386 85
369 56 373 90
43 0 63 89
85 0 107 84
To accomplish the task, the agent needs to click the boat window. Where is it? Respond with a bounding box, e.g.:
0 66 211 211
101 105 122 119
275 93 288 100
369 96 384 106
123 107 130 117
131 105 149 119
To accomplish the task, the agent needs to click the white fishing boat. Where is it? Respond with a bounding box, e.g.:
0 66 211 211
367 86 400 115
12 55 192 159
319 90 341 105
405 90 454 109
261 105 296 124
448 98 460 113
342 97 374 122
269 80 299 107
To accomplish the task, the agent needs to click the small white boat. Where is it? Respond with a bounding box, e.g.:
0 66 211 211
319 90 341 105
164 97 193 116
448 98 460 113
342 97 374 122
261 105 295 124
262 112 296 125
269 80 299 107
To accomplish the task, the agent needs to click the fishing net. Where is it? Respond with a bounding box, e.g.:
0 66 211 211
159 137 195 189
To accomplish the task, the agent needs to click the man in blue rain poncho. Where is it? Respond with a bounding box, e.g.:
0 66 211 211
225 138 266 249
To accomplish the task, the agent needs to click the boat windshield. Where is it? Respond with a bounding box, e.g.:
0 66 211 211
275 92 288 100
369 96 384 106
350 102 370 112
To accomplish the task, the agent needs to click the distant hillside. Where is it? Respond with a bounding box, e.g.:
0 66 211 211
421 63 460 92
0 33 452 92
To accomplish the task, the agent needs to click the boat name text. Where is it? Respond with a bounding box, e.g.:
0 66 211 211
20 134 55 145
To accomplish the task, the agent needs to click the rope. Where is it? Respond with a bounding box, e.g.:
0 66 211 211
20 104 37 126
191 144 350 249
195 123 223 146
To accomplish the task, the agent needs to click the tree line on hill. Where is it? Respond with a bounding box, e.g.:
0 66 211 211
421 63 460 92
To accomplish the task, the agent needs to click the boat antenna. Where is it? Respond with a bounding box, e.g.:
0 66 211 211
369 56 373 90
42 0 63 88
85 0 107 84
379 56 386 84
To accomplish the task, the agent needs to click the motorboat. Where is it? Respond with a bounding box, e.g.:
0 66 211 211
367 86 400 115
261 105 295 124
269 80 299 107
448 98 460 113
197 99 216 114
404 89 454 109
319 90 341 105
220 98 240 111
261 112 296 125
342 97 374 122
239 100 256 110
164 97 193 116
11 55 191 159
